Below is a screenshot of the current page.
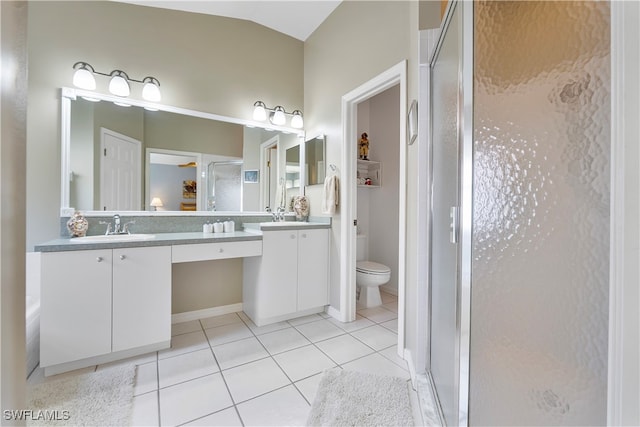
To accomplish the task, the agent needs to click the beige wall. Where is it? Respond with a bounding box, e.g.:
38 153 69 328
1 0 28 415
172 260 243 313
144 112 243 157
364 85 401 293
304 1 421 364
26 1 303 250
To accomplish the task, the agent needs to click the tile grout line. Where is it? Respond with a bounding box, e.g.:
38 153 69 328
236 311 312 408
155 350 162 426
158 300 400 425
200 316 247 427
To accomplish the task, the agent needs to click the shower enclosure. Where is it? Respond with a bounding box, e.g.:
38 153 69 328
428 1 610 425
206 161 243 211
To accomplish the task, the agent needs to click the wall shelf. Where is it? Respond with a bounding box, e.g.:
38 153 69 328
357 159 381 188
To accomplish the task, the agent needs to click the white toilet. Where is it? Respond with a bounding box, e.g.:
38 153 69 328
356 234 391 308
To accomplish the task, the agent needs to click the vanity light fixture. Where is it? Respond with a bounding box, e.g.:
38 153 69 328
141 77 162 102
72 62 96 90
290 110 304 129
108 70 130 97
252 101 304 129
271 106 286 126
72 61 162 102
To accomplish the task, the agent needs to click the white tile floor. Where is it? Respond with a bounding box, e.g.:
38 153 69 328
29 291 426 426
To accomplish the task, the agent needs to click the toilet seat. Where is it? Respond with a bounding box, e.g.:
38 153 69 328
356 261 391 275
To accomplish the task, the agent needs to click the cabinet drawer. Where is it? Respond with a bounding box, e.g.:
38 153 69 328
172 240 262 263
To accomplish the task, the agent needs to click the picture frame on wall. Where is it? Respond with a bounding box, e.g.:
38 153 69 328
244 170 259 183
408 99 418 145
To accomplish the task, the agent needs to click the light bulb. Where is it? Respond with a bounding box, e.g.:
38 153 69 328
291 110 304 128
72 63 96 90
142 77 161 102
271 106 286 126
109 71 130 97
253 101 267 121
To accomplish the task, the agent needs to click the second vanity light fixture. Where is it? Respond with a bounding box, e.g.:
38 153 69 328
72 62 162 102
253 101 303 129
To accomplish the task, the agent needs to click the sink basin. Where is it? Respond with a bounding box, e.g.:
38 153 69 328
70 234 156 243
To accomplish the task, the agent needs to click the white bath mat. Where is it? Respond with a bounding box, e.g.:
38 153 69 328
306 369 414 426
27 365 135 426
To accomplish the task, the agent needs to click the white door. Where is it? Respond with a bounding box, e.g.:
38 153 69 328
259 136 279 211
101 128 141 211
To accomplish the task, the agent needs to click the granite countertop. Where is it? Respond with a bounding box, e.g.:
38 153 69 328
34 231 262 252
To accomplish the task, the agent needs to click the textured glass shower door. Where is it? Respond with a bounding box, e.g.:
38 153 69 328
429 2 465 425
207 161 243 211
470 1 610 425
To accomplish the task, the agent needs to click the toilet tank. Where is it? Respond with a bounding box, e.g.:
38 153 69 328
356 234 368 262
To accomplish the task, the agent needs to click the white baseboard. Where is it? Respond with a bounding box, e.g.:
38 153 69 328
326 305 343 322
381 284 398 296
171 303 243 324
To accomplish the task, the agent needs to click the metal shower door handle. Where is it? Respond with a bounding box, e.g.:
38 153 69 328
450 206 458 244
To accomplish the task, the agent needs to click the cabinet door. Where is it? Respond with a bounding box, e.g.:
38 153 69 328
112 246 171 352
260 230 298 318
41 250 112 366
297 229 329 311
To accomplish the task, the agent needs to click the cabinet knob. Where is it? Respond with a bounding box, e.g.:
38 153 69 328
96 256 103 263
219 248 224 253
301 233 307 238
290 234 296 239
120 254 126 260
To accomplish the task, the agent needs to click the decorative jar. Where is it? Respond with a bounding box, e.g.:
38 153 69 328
66 211 89 237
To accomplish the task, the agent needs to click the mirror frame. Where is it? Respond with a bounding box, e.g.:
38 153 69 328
60 87 305 215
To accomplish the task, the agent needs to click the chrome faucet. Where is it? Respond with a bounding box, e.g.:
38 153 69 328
266 206 286 222
99 214 135 235
113 214 121 234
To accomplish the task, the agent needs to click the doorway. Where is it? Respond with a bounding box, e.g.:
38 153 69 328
100 127 141 211
340 61 408 355
260 135 280 211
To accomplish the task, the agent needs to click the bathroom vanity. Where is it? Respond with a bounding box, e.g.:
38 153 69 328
35 222 330 375
243 223 330 326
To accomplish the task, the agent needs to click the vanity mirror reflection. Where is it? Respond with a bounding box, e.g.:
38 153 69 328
305 134 326 186
61 87 304 214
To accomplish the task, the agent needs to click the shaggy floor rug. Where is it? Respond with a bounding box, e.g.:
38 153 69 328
27 365 136 426
306 369 414 426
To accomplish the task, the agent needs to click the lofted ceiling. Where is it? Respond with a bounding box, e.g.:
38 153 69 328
113 0 342 41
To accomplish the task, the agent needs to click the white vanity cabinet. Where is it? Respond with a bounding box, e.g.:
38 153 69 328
112 246 171 352
41 249 113 367
40 246 171 372
297 229 330 311
243 228 329 326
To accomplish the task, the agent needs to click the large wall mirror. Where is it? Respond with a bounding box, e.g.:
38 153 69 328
305 134 326 186
61 87 304 214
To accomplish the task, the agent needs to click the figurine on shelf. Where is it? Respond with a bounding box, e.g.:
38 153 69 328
359 132 369 160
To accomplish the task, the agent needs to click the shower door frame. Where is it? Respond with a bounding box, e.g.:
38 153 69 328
426 0 474 425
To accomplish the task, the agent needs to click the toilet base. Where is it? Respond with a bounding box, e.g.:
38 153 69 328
357 285 382 308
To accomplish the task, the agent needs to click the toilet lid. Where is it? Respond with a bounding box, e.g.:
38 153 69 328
356 261 390 274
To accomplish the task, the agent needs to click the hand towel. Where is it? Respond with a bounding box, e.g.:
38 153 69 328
321 175 339 215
